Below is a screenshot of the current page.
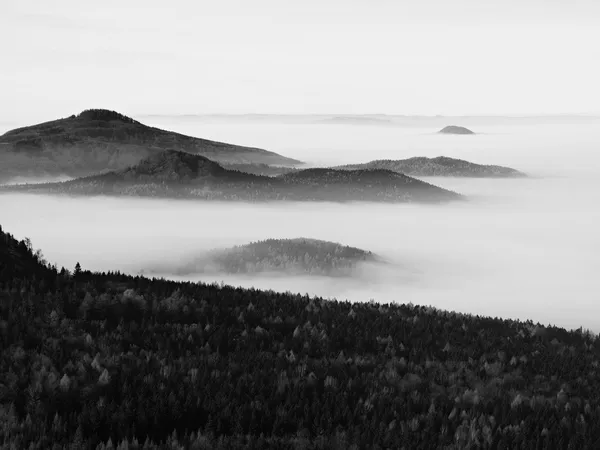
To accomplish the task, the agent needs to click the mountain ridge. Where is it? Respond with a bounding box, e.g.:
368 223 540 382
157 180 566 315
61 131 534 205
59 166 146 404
0 109 301 183
1 149 463 203
333 156 525 178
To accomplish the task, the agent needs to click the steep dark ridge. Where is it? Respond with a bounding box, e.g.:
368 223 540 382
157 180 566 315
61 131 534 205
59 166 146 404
0 109 301 182
333 156 526 178
0 225 57 282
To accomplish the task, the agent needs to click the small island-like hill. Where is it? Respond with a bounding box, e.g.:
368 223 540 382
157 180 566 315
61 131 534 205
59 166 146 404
2 149 463 203
0 109 301 183
333 156 525 178
438 125 475 135
169 238 382 277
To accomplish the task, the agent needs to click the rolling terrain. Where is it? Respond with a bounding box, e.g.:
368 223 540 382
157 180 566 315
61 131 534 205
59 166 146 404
2 150 462 203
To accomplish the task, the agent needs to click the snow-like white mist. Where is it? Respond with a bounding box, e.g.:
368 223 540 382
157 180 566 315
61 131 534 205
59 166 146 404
1 120 599 332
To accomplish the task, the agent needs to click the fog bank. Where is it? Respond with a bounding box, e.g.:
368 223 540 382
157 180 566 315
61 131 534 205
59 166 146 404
1 122 599 332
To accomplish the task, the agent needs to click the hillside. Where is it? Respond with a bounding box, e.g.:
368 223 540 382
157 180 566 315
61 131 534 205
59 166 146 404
2 225 600 448
334 156 526 178
439 125 475 135
218 162 299 177
277 168 461 202
0 109 301 183
2 150 463 203
172 238 381 276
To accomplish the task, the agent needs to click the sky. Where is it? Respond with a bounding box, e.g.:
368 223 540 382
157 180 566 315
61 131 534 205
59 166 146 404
1 0 600 123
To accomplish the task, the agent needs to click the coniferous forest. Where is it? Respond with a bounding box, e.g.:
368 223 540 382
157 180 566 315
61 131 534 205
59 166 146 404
1 225 600 449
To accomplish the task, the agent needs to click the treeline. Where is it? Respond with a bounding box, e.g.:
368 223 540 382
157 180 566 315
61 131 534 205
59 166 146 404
334 157 524 178
1 224 600 449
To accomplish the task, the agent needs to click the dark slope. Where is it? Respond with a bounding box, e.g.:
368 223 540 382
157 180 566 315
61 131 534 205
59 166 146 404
0 225 56 281
439 125 475 134
334 156 526 178
2 150 463 203
277 167 462 202
0 109 301 182
220 162 299 177
2 226 600 448
169 238 382 277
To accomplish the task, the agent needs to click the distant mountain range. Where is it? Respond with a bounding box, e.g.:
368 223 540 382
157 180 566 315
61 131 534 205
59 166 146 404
333 157 525 178
314 116 394 126
159 238 382 277
1 149 463 203
0 109 301 183
136 113 600 126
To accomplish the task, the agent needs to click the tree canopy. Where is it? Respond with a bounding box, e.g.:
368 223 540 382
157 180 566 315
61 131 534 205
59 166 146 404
1 225 599 449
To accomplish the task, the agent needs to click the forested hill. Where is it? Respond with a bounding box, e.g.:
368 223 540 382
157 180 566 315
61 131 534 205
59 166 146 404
0 109 301 182
2 150 463 203
170 238 381 276
333 157 526 178
2 224 600 449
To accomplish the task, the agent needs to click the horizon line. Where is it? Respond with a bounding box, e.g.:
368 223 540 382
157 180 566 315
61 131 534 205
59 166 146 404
135 112 600 118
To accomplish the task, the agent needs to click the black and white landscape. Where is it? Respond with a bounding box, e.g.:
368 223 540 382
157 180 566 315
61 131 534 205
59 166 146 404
2 118 598 333
1 0 600 448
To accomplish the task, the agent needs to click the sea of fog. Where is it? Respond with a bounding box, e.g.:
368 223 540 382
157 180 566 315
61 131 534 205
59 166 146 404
1 119 599 332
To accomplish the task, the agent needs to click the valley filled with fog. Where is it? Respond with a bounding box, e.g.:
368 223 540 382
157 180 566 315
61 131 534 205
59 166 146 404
1 119 599 332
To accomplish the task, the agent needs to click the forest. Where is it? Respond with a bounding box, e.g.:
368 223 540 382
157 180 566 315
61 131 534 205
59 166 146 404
174 238 378 276
333 157 525 178
1 224 600 449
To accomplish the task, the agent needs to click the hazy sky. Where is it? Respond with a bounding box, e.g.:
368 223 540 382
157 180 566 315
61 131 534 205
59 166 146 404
1 0 600 122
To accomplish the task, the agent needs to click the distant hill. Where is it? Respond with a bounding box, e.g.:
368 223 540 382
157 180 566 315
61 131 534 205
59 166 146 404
2 150 462 203
333 156 525 178
0 109 301 183
439 125 475 135
169 238 382 277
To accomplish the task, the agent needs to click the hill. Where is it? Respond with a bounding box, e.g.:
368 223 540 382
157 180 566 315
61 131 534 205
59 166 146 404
2 150 463 203
171 238 381 277
0 109 301 183
333 156 526 178
439 125 475 135
2 225 600 448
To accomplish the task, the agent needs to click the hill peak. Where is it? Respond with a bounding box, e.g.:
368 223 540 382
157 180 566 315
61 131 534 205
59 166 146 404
76 109 138 124
119 150 225 181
